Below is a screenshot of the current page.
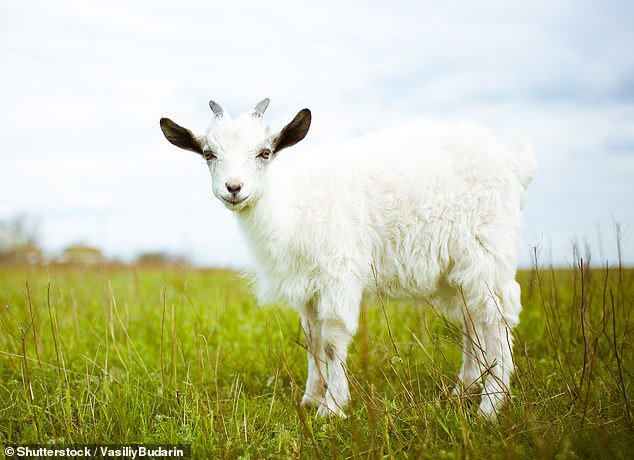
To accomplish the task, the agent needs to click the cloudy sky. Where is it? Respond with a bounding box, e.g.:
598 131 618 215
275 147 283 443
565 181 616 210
1 0 633 267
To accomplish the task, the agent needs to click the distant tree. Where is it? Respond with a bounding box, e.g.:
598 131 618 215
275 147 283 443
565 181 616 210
56 244 107 265
0 216 45 264
135 251 190 267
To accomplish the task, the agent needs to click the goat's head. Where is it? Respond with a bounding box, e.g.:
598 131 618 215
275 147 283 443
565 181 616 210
160 98 311 211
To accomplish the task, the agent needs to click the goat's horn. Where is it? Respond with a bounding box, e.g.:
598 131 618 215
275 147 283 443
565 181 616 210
253 98 270 116
209 100 224 117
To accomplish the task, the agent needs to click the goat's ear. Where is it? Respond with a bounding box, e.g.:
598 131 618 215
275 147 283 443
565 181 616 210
272 108 311 153
160 118 204 154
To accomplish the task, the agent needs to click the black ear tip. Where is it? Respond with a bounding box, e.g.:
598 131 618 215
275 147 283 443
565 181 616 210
159 117 170 128
302 109 311 125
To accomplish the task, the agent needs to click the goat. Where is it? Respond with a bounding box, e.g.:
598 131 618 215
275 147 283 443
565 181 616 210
159 98 536 418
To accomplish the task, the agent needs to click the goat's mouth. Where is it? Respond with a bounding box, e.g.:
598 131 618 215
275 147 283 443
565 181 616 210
220 194 250 210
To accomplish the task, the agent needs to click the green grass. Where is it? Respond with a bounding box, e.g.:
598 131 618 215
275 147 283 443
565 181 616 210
0 263 632 458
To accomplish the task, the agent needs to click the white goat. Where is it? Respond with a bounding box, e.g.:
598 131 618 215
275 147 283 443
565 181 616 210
160 98 536 418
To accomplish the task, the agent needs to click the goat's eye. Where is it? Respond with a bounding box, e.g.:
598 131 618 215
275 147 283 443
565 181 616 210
203 150 217 161
258 148 272 160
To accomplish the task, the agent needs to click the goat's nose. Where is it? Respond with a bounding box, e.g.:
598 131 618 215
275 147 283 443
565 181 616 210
225 179 243 194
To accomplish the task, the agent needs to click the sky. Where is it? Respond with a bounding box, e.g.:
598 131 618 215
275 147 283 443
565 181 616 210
1 0 633 268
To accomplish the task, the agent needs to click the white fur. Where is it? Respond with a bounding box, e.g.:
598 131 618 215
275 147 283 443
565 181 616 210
192 107 536 417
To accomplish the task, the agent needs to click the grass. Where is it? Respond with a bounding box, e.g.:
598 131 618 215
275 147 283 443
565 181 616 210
0 262 632 458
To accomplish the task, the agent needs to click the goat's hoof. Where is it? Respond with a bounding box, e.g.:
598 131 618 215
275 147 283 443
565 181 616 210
300 393 325 408
477 401 498 419
452 382 481 398
477 392 508 419
316 402 347 419
451 384 465 398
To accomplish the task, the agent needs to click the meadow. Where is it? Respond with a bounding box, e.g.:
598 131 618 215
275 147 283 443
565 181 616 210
0 262 632 458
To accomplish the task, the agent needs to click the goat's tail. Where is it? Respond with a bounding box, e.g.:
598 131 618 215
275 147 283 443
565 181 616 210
513 140 536 189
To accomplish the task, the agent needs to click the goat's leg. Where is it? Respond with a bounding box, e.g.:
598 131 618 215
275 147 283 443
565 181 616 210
476 316 514 418
300 315 327 408
316 319 354 418
453 316 486 397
